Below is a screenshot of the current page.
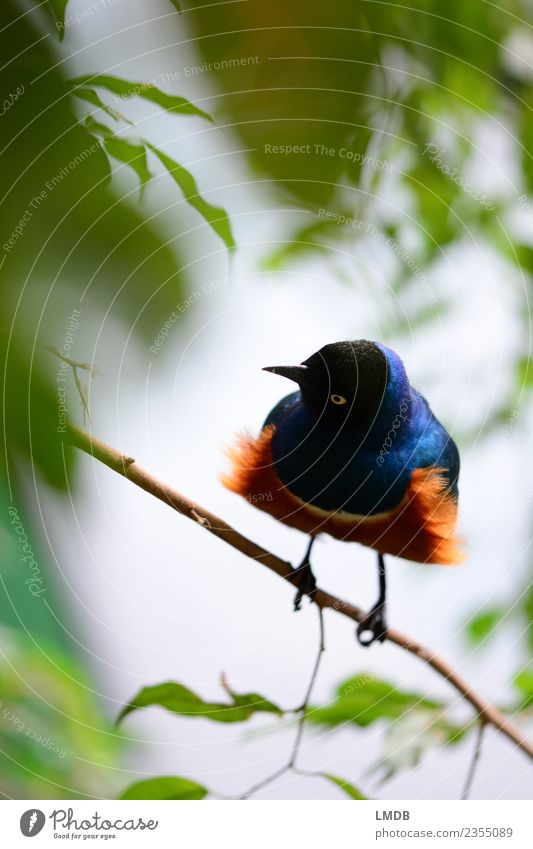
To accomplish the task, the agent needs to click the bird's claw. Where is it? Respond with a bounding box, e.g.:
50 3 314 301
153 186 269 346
356 602 388 647
292 561 317 611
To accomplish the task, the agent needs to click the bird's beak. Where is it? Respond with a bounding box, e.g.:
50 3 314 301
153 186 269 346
262 364 310 385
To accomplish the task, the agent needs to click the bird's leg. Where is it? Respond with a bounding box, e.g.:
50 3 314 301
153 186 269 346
357 553 388 647
292 537 317 611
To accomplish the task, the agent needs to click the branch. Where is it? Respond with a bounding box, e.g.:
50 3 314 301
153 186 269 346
461 719 487 800
66 423 533 761
44 345 99 424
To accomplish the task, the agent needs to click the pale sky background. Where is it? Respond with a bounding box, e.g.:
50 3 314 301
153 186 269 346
29 0 533 799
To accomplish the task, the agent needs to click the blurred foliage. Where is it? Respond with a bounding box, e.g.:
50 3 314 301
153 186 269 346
71 74 212 121
118 769 367 800
188 0 380 208
306 672 469 785
0 627 121 799
116 664 532 796
318 773 367 800
466 609 507 645
117 673 368 799
186 0 511 203
120 776 208 800
117 677 282 724
119 669 519 797
0 0 231 800
187 0 533 375
0 0 232 490
1 0 533 800
307 673 452 727
513 668 533 710
465 574 533 718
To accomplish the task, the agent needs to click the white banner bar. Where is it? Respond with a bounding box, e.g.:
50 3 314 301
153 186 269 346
0 800 531 848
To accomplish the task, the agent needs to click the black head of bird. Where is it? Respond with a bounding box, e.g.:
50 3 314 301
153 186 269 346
263 339 389 426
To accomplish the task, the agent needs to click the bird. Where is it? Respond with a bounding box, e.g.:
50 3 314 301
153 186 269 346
222 339 463 646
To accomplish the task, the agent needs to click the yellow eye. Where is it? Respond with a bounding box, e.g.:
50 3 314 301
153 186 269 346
330 394 347 405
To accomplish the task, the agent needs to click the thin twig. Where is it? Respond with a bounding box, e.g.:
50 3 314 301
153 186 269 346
239 605 325 799
289 606 325 768
65 423 533 761
461 720 487 800
237 762 288 800
71 366 90 424
43 345 100 377
44 346 99 424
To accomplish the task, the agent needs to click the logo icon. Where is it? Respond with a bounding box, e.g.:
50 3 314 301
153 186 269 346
20 810 46 837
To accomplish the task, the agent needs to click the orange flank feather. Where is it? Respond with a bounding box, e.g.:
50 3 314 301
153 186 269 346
221 425 464 566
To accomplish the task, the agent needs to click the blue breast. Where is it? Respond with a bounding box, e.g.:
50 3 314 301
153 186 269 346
264 385 459 517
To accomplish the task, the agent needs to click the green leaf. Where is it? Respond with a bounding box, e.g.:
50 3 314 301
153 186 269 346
466 609 506 645
513 668 533 710
148 143 236 251
46 0 69 40
517 356 533 390
168 0 183 11
104 138 151 193
83 119 151 193
307 674 443 728
319 773 367 800
70 75 212 122
118 680 282 724
120 776 207 800
367 709 468 786
514 244 533 275
83 122 234 245
71 87 128 123
84 115 115 138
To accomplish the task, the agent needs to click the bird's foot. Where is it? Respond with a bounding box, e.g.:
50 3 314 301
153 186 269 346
291 559 317 611
356 602 388 647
